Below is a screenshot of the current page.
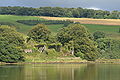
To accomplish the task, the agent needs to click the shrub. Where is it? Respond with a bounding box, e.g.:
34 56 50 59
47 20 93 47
97 38 120 59
93 31 106 40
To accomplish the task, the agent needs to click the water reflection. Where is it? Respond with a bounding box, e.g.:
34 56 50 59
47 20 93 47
0 64 120 80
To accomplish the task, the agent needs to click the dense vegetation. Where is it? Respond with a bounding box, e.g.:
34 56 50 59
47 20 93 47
0 6 120 19
97 38 120 59
93 31 120 59
57 24 98 61
16 20 74 27
27 24 52 43
0 14 120 63
0 26 25 63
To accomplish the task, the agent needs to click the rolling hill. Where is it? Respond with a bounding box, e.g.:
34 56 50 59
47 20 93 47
0 15 120 39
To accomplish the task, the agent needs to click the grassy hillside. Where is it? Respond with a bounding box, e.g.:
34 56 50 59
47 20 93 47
83 24 120 33
0 15 64 34
83 24 120 39
0 15 42 33
0 15 120 39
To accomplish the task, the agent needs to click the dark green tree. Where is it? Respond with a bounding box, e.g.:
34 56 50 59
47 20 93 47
0 26 25 47
27 24 51 43
93 31 106 40
57 24 98 61
0 37 24 63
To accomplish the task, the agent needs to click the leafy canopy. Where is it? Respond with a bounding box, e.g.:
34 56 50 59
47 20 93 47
0 25 25 47
93 31 106 40
0 37 24 63
57 24 98 61
28 24 51 43
0 26 25 63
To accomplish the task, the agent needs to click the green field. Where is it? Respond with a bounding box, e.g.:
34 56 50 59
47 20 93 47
0 15 43 33
0 15 120 39
83 24 120 33
0 15 64 34
82 24 120 39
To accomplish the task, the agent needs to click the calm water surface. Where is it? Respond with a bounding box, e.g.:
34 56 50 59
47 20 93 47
0 64 120 80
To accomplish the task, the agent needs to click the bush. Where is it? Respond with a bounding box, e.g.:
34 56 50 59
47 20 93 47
97 38 120 59
93 31 106 40
48 43 62 52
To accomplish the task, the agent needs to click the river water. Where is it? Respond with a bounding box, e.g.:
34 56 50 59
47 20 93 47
0 64 120 80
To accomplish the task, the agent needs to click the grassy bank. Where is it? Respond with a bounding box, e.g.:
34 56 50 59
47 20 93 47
1 59 120 64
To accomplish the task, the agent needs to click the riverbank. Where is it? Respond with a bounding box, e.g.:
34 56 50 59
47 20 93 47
1 59 120 64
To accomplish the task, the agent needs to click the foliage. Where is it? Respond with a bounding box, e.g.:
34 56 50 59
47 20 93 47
97 38 120 59
93 31 106 40
0 26 25 63
0 26 25 47
0 37 24 63
27 24 51 43
48 43 62 52
0 6 120 19
17 20 74 27
57 24 98 61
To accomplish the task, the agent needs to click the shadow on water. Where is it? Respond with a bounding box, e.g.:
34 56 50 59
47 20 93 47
0 63 120 80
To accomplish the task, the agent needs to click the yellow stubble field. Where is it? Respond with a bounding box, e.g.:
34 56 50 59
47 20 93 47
39 16 120 26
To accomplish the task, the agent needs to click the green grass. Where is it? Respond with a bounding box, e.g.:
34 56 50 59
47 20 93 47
82 24 120 39
0 15 64 34
0 15 42 33
83 24 120 33
23 52 83 63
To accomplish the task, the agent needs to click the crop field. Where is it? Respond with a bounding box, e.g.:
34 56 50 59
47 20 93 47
40 16 120 26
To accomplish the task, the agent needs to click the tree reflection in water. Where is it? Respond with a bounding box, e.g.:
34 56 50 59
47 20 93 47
0 64 120 80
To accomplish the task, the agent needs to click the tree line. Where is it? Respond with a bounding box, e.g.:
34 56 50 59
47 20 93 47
16 20 74 27
0 6 120 19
